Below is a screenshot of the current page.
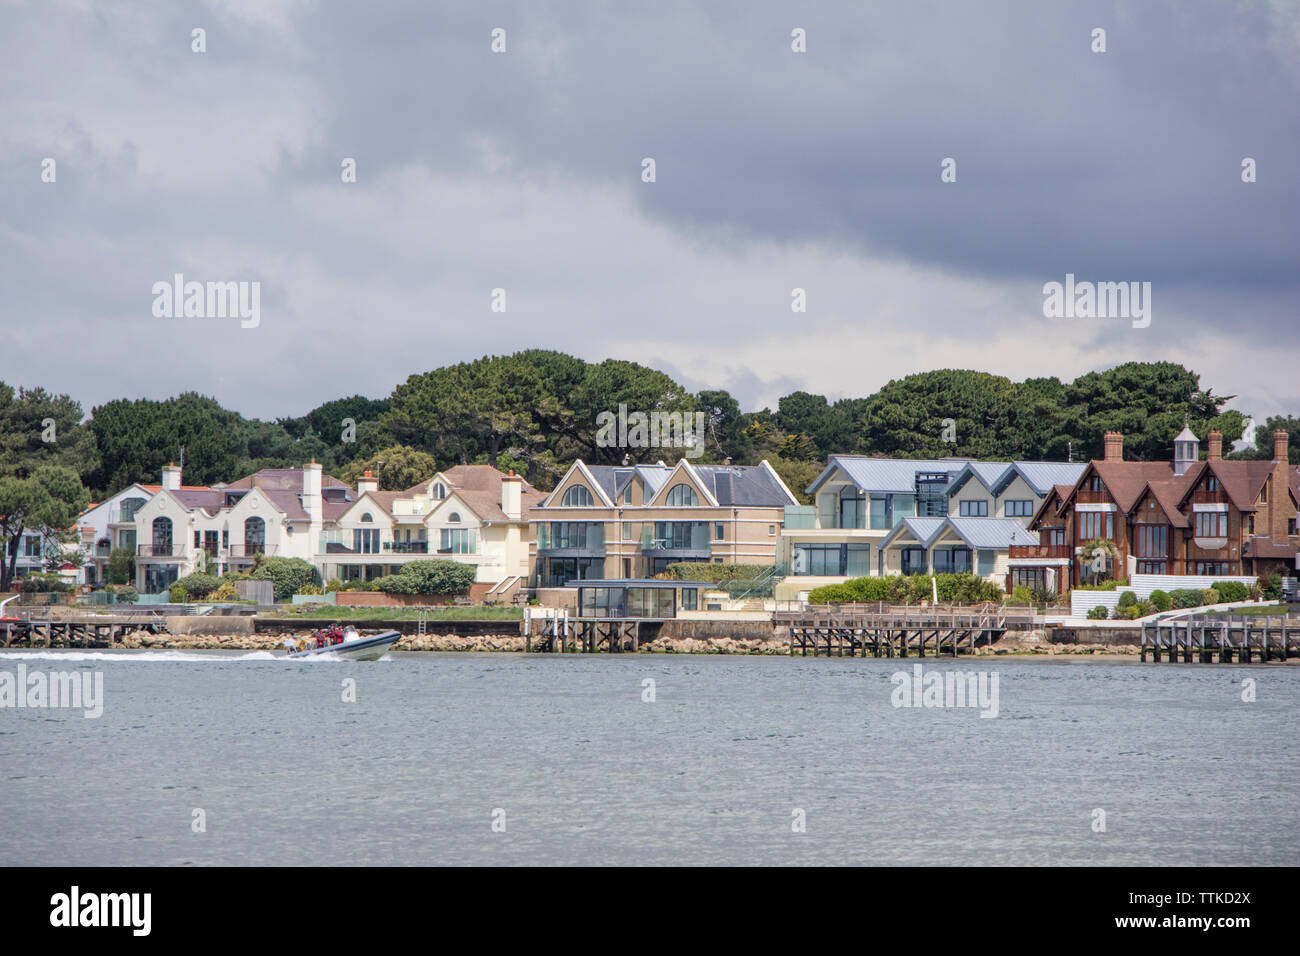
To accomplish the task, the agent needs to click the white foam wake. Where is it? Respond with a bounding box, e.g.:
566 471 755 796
0 649 282 663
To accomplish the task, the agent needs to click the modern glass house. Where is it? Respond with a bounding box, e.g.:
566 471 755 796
575 579 711 618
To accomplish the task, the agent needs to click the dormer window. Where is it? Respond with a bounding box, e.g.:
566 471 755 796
561 485 594 507
433 483 447 500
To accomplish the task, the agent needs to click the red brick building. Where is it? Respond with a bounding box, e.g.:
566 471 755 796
1013 428 1299 593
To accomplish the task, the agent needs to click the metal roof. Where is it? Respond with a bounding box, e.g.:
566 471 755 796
880 516 1039 550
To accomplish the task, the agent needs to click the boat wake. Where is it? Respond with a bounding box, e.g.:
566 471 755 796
0 649 283 664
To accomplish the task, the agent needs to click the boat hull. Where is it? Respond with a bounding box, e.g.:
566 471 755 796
288 629 401 661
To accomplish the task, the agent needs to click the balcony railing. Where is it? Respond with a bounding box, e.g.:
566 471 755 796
228 544 277 558
137 544 183 558
1008 544 1073 560
385 541 429 554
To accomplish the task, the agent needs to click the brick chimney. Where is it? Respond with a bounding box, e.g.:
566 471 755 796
501 469 523 521
1269 432 1291 541
1274 430 1289 463
162 463 182 491
356 470 378 495
1103 432 1124 462
1207 430 1222 461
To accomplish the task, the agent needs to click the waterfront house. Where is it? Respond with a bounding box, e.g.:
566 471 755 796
74 483 159 586
776 455 1086 600
529 458 798 591
1018 429 1300 593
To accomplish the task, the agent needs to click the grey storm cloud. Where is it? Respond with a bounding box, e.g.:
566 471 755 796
0 0 1297 421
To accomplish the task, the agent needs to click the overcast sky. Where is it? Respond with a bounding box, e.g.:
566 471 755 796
1 0 1297 425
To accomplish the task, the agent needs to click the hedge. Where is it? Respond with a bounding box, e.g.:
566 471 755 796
1211 581 1248 603
808 573 1002 606
175 572 220 599
250 557 322 601
662 562 769 584
372 560 476 596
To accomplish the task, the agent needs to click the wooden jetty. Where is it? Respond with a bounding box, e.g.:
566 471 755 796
1139 614 1300 663
0 614 169 649
524 610 662 653
773 605 1017 658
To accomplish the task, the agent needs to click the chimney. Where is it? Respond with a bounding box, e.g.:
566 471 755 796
303 460 323 526
1207 430 1223 461
356 469 378 495
1270 432 1291 542
162 463 182 491
1103 432 1123 462
501 469 522 521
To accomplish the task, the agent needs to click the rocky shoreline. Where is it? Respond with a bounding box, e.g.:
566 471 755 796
94 627 1139 656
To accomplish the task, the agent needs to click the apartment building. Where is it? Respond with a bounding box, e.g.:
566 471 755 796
529 459 798 589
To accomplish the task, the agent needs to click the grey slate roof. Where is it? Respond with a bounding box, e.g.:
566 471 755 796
813 455 1086 498
881 516 1039 550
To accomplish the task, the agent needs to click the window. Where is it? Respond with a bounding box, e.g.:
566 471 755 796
1136 561 1167 574
245 516 266 550
1088 476 1103 492
681 588 698 611
870 495 890 530
561 485 594 507
794 545 841 576
838 487 866 528
623 488 633 505
1078 512 1113 540
932 548 971 574
440 528 477 554
653 521 708 550
433 483 447 500
714 523 725 540
353 528 380 553
915 473 949 517
1289 518 1296 536
1134 524 1167 557
193 530 201 548
901 547 927 575
1194 561 1233 576
361 512 373 522
959 500 988 517
665 484 699 507
1043 527 1066 547
1194 511 1226 537
1205 476 1220 492
448 512 462 523
1005 500 1033 517
768 525 776 535
1259 482 1267 503
622 522 631 540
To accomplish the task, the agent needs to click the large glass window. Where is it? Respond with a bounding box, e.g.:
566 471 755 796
652 521 709 550
151 516 173 554
440 528 477 554
1078 511 1114 540
1194 512 1226 537
244 516 265 551
561 485 594 507
838 487 865 529
870 495 890 530
916 473 949 517
932 547 971 574
1134 523 1167 557
1004 500 1033 517
665 484 699 507
901 547 927 575
959 500 989 517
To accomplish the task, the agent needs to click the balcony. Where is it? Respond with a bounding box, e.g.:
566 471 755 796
228 544 278 559
385 541 429 555
137 544 183 558
1008 543 1073 560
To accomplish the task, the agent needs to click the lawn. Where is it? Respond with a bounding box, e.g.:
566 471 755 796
1205 603 1290 616
261 604 525 621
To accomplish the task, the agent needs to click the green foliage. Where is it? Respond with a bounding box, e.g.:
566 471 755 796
1169 588 1206 609
1086 605 1109 619
250 557 321 601
106 584 138 604
661 562 769 584
1235 414 1300 464
295 582 324 596
339 444 438 490
1136 600 1155 617
1202 588 1221 606
1257 572 1282 601
107 547 134 586
371 560 476 595
1210 581 1248 603
169 583 188 603
174 572 220 599
1117 591 1137 609
19 571 71 593
808 573 1001 605
1148 589 1172 612
0 464 91 591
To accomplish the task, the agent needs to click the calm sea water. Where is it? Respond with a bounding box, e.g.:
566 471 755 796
1 649 1296 866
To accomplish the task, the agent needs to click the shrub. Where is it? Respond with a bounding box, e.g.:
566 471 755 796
107 584 138 604
1148 589 1172 612
1258 571 1282 601
1202 588 1220 606
107 547 134 586
21 572 72 593
807 573 1001 606
325 578 346 592
1006 584 1033 606
210 580 240 602
296 583 324 596
169 583 188 603
1087 605 1109 619
372 560 476 596
1211 581 1248 603
1136 600 1155 617
175 572 220 599
1117 591 1137 609
250 557 321 601
662 562 769 584
1168 588 1204 609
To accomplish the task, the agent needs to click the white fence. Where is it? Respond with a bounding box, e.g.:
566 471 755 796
1070 573 1257 618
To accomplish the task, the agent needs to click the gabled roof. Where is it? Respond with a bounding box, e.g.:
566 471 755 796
1175 459 1275 512
808 455 972 495
1136 481 1191 528
945 461 1011 496
222 468 351 491
880 516 1038 551
996 461 1088 496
